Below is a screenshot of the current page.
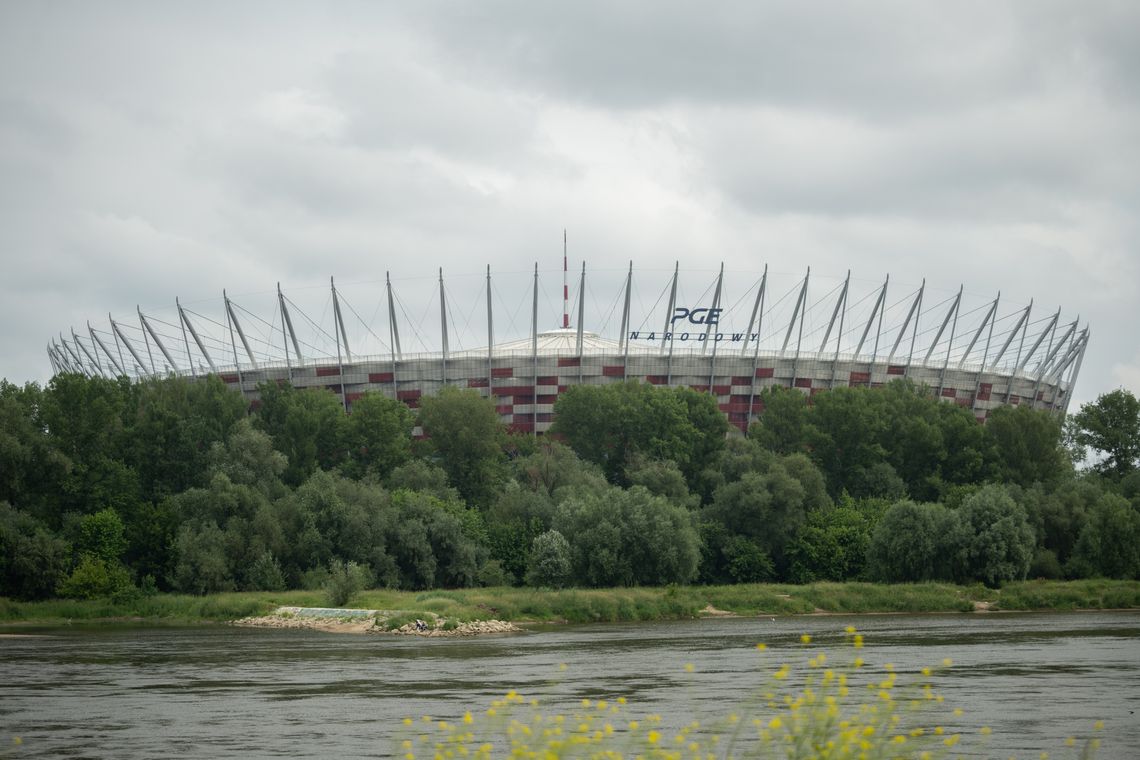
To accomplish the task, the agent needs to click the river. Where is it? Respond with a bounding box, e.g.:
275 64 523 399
2 611 1138 759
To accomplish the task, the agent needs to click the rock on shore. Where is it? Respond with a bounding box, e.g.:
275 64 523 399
231 607 521 636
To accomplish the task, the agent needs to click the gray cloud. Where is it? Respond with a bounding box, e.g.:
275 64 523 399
0 1 1136 407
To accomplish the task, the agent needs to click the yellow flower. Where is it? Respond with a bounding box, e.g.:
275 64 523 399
756 643 767 651
684 663 695 673
943 735 960 747
980 726 992 735
844 625 857 634
853 635 863 648
463 712 473 725
800 634 812 644
1094 720 1104 730
769 717 782 729
953 708 963 717
647 730 661 745
942 658 953 667
628 721 639 731
404 718 414 726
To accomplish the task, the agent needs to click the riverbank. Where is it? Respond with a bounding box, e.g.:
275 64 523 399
1 579 1137 629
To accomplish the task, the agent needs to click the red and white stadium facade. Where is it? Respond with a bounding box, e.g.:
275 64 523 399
48 260 1089 434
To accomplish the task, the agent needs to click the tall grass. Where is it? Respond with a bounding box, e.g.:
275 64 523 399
2 580 1136 626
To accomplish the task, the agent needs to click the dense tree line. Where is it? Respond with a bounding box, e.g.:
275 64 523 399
2 373 1138 601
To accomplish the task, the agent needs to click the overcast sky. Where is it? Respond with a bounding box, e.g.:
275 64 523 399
1 1 1136 408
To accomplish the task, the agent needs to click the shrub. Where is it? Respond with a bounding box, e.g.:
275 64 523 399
56 554 133 599
525 530 572 588
323 559 371 607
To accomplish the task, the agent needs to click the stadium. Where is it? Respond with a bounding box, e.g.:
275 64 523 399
46 257 1089 434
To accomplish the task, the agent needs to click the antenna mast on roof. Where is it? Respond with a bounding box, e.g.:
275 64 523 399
562 230 569 329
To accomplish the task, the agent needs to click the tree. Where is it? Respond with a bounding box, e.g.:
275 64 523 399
525 530 572 588
786 499 883 583
802 386 889 498
985 405 1069 487
0 380 69 516
0 502 70 600
126 375 246 500
866 500 965 583
750 386 809 455
552 381 726 491
417 387 507 509
1067 493 1140 579
957 485 1035 587
701 452 829 580
254 382 348 486
1069 389 1140 479
342 392 414 480
553 485 701 587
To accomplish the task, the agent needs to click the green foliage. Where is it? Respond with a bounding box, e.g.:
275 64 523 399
525 530 572 588
323 559 372 607
171 521 235 594
986 405 1070 487
957 485 1035 587
206 418 288 497
56 554 133 599
0 380 70 515
624 455 698 508
341 391 414 480
0 502 71 600
1069 388 1140 479
553 485 702 587
126 375 246 499
417 386 507 509
552 381 726 491
866 500 964 583
749 386 808 455
246 550 287 591
74 508 128 563
1067 493 1140 579
254 382 348 486
786 500 881 583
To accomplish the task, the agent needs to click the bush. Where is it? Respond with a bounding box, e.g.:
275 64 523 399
246 551 287 591
56 554 133 599
958 485 1035 587
323 559 372 607
525 530 572 588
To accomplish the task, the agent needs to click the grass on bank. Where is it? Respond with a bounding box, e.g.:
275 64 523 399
1 580 1137 627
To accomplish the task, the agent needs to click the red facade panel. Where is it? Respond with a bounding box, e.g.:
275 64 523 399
712 384 731 395
557 357 580 367
886 365 906 376
491 367 513 378
467 378 489 388
494 385 533 396
220 373 239 384
849 371 870 384
315 366 340 377
368 372 394 383
645 375 669 385
602 365 625 377
397 389 421 401
731 376 753 385
537 394 559 405
755 367 774 379
941 387 957 398
794 377 812 388
537 376 558 385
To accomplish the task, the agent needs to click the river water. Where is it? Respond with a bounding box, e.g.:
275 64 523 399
2 611 1138 759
